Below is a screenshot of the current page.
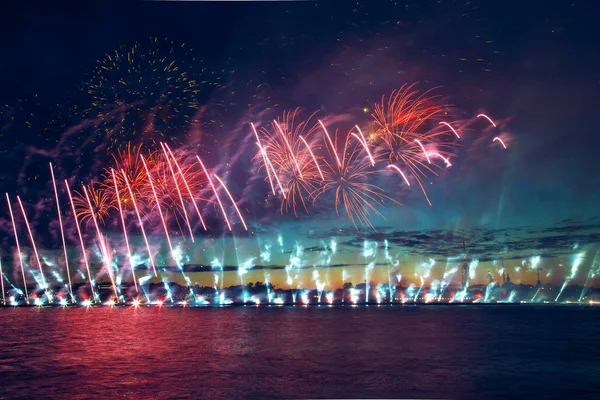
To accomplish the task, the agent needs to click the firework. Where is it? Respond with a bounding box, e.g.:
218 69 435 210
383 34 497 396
351 126 375 166
163 143 208 231
387 165 411 186
73 184 114 226
0 253 4 305
477 113 497 128
213 174 248 230
82 186 119 300
252 122 287 199
146 149 207 233
50 163 74 301
84 37 217 151
100 143 156 213
493 137 507 149
255 111 322 216
111 169 138 292
5 194 29 302
196 156 232 231
121 170 157 277
312 131 395 229
371 84 458 205
160 143 195 241
17 196 48 290
140 155 176 259
319 120 342 167
64 181 96 300
298 135 325 180
439 121 460 138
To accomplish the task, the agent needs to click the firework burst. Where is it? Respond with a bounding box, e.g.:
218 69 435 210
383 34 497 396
84 37 218 152
146 148 208 233
371 84 458 205
99 143 156 212
255 110 323 216
73 184 115 226
312 128 396 229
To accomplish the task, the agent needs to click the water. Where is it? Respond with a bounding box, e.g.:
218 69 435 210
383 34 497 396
0 305 599 399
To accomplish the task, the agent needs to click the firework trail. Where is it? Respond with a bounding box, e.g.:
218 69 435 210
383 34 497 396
351 126 375 166
74 184 114 226
100 144 155 213
493 137 507 149
160 143 195 241
312 130 396 229
387 165 411 186
141 155 180 270
251 122 276 196
255 143 287 199
414 139 431 164
82 186 119 301
0 254 4 305
163 143 208 231
111 169 138 292
439 121 460 138
122 170 157 277
427 152 452 167
5 194 28 302
64 181 97 301
17 196 47 290
196 156 232 231
274 120 303 178
50 163 74 301
318 120 342 167
477 113 497 128
299 135 324 180
256 111 321 215
213 174 248 231
371 84 458 206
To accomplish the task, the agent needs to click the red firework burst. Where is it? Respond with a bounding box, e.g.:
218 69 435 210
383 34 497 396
371 84 458 205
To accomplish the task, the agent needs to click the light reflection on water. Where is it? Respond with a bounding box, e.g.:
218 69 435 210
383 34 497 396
0 306 598 399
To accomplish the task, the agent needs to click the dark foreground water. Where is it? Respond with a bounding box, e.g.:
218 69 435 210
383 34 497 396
0 305 599 399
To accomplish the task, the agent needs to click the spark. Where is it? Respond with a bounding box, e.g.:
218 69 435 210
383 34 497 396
163 143 208 231
160 143 195 241
111 169 138 292
213 174 248 230
387 165 411 186
319 120 342 167
5 194 28 303
50 163 74 301
439 121 460 138
274 120 303 178
251 122 276 196
140 154 178 266
299 135 324 180
414 139 431 164
493 137 507 149
64 182 96 299
17 196 47 290
427 152 452 167
82 186 119 301
477 113 497 128
196 156 232 231
122 170 157 276
351 125 375 166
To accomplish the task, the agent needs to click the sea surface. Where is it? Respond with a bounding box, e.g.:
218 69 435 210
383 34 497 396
0 305 599 399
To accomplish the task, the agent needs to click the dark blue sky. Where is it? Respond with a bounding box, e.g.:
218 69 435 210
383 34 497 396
0 0 599 284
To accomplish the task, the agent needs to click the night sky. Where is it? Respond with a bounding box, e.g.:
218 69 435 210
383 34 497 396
0 0 599 288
